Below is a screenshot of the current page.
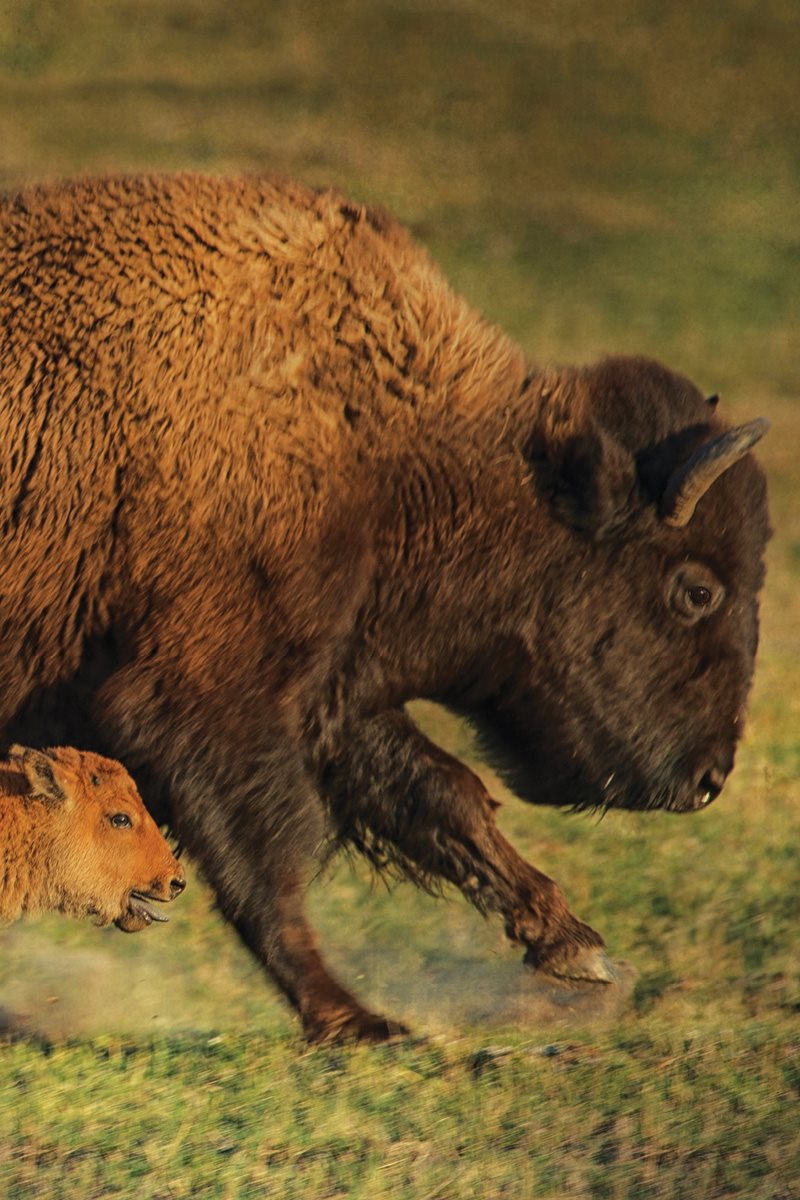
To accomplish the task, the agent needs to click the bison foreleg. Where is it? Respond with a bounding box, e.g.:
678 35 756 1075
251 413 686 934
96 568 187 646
94 657 406 1043
164 762 407 1043
324 710 615 983
234 864 408 1044
174 772 407 1043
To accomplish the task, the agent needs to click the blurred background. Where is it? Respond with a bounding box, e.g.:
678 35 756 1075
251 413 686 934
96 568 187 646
0 0 797 1040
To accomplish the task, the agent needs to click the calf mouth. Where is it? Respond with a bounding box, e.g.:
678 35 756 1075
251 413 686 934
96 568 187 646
115 890 172 933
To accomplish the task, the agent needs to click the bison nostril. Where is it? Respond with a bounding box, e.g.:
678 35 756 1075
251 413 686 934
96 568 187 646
170 877 186 897
697 767 727 805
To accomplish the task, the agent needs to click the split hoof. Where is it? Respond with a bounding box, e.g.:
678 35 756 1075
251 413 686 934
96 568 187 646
305 1008 410 1045
525 944 619 984
515 956 637 1027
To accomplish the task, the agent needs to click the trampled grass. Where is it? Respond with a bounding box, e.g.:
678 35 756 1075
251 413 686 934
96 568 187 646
1 2 798 1197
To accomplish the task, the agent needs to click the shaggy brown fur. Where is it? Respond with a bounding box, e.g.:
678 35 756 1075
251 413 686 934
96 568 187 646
0 746 185 930
0 174 769 1040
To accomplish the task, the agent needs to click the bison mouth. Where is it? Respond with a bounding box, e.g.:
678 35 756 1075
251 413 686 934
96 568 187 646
470 702 732 815
115 891 172 933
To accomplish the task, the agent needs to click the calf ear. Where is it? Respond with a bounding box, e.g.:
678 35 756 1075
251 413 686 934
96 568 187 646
526 382 638 539
9 745 68 806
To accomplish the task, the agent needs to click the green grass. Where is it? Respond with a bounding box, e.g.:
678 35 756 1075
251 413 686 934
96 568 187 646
2 1030 799 1199
1 1 799 1196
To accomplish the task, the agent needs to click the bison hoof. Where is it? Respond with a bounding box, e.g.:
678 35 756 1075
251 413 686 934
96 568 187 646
305 1009 410 1045
525 945 619 985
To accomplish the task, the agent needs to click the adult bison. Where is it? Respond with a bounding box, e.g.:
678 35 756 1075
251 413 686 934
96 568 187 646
0 174 769 1040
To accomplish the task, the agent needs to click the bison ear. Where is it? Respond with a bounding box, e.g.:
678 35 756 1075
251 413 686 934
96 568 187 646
526 385 638 539
10 745 68 807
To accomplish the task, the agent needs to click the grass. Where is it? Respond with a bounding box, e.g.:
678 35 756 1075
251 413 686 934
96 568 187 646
1 1 799 1196
2 1030 799 1199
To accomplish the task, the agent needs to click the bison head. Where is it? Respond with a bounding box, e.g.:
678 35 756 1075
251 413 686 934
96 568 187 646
470 356 770 815
10 745 186 929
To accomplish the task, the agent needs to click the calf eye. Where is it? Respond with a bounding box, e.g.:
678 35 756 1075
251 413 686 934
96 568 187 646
109 812 133 829
91 774 101 787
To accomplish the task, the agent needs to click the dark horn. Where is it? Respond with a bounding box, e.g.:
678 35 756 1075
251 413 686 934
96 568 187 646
660 417 770 528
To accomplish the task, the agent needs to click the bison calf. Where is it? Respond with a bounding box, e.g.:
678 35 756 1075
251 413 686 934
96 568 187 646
0 746 185 931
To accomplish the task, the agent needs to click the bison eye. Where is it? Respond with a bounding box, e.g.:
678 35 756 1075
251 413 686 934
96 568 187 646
109 812 133 829
666 562 724 624
91 774 101 787
687 585 712 608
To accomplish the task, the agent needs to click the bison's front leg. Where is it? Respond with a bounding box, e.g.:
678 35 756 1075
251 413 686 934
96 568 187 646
324 710 615 983
155 756 406 1044
235 862 408 1044
94 656 406 1043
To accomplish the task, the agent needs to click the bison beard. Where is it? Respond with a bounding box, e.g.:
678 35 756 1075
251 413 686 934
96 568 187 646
0 174 770 1041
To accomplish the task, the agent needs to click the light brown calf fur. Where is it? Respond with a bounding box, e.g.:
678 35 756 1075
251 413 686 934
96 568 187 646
0 746 185 931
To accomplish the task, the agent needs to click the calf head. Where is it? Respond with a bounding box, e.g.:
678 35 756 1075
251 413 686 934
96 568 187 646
11 745 185 930
476 356 771 815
